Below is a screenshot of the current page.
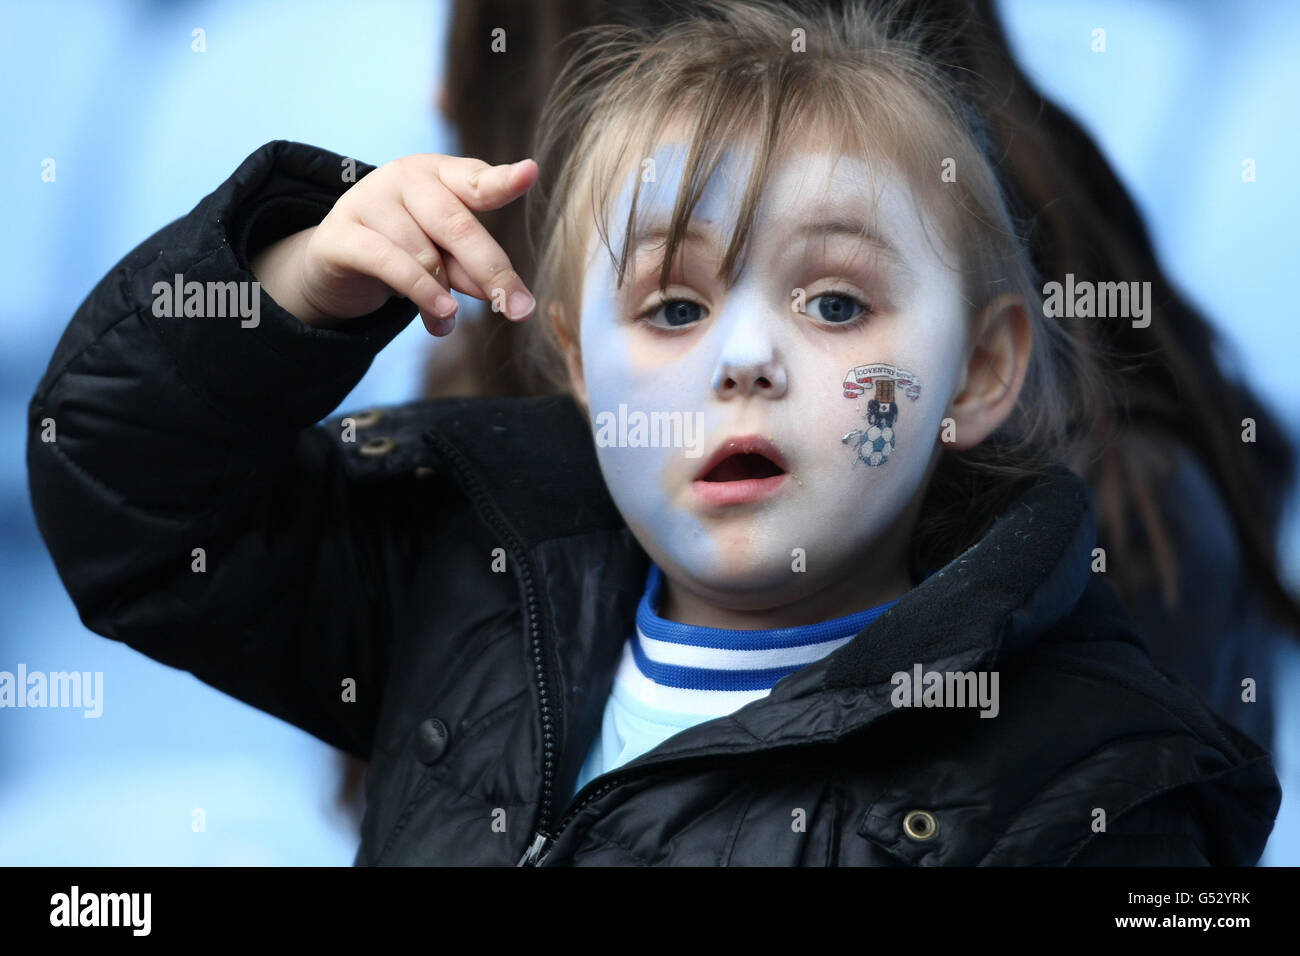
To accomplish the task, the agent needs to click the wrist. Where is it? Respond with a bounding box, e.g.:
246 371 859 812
250 227 332 326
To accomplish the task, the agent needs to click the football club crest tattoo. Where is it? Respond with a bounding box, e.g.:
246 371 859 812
840 364 922 467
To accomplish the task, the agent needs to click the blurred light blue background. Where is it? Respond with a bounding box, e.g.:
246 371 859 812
2 0 1297 864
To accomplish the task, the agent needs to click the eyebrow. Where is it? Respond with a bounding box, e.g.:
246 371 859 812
627 221 715 253
794 217 904 264
627 216 904 264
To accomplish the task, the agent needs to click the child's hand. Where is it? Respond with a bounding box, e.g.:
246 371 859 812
250 154 539 336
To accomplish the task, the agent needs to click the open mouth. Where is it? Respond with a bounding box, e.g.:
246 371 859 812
691 436 790 506
699 452 786 482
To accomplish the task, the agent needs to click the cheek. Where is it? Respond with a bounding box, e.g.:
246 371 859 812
579 303 722 569
579 313 628 408
797 327 954 476
582 324 706 426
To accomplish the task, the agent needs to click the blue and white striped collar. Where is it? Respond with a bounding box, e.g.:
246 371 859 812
630 563 910 692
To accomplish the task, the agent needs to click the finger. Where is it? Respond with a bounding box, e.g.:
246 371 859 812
432 155 538 213
421 309 457 338
385 191 486 299
403 184 536 321
357 203 449 290
435 248 488 300
363 194 487 304
341 224 459 328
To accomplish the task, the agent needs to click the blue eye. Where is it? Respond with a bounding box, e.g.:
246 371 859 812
637 290 869 329
808 291 868 324
643 298 706 329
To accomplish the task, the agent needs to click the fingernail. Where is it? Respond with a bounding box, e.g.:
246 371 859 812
434 294 457 317
430 315 455 336
507 291 535 319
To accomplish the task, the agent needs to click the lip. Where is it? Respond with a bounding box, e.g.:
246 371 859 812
691 434 790 506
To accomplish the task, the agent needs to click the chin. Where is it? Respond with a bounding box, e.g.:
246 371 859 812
655 544 818 607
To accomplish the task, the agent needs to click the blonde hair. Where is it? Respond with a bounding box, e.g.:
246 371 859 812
522 0 1104 569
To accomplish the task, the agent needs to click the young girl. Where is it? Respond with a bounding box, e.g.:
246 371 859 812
28 0 1279 865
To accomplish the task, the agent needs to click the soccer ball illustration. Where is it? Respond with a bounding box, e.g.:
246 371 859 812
843 422 894 467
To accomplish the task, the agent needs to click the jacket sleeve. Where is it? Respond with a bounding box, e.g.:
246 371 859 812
26 140 419 759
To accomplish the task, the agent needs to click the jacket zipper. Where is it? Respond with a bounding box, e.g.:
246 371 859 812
517 831 552 866
422 431 563 865
519 768 640 865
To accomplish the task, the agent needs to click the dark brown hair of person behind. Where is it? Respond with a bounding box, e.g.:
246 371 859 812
425 0 1300 640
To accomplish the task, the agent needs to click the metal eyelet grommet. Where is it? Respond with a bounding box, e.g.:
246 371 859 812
903 809 939 841
359 436 397 457
350 409 384 428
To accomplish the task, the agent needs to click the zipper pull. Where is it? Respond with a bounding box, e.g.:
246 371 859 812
517 832 553 867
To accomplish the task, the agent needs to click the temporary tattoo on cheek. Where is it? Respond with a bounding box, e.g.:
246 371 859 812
840 364 923 467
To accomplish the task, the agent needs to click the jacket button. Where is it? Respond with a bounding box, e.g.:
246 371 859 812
359 436 397 457
349 408 385 428
413 717 450 765
903 809 939 841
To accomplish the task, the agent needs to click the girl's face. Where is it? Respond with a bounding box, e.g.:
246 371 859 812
575 141 971 611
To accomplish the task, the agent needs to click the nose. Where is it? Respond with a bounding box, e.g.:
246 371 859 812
710 313 788 399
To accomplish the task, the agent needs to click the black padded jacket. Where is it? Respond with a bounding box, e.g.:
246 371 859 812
26 140 1282 866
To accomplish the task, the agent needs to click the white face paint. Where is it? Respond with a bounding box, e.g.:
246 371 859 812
577 141 970 615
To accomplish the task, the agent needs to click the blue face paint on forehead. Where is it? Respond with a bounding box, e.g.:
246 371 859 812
604 141 755 269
